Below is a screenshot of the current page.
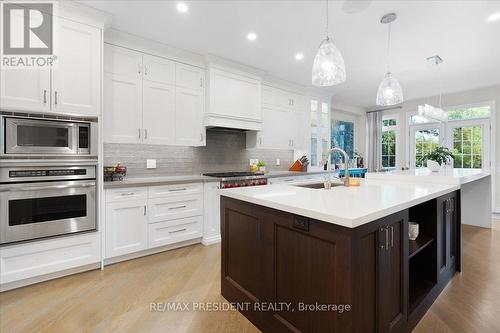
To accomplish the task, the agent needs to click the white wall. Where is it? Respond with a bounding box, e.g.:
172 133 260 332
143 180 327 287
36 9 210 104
379 84 500 211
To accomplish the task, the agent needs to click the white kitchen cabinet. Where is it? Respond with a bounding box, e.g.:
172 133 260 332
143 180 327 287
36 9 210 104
142 81 176 145
0 68 51 112
148 216 202 249
175 63 204 90
143 54 175 85
0 233 100 288
103 72 143 144
105 199 148 258
202 181 221 245
148 194 203 222
206 67 262 130
247 86 308 150
52 18 101 116
0 18 101 117
175 87 205 146
103 44 206 146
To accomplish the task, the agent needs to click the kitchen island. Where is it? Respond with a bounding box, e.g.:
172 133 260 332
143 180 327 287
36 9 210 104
220 179 461 333
366 168 491 228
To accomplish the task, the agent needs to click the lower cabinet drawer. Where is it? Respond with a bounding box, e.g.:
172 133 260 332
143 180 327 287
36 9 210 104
148 216 202 248
148 194 203 222
0 232 100 285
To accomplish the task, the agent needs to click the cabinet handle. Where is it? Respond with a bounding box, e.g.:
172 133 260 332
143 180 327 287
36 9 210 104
169 228 187 234
54 91 58 105
138 64 141 74
200 133 203 142
43 89 47 104
200 77 203 87
144 205 147 216
138 128 141 138
389 225 394 248
168 188 187 192
169 205 186 210
291 139 294 147
259 137 262 145
120 192 135 196
145 65 148 75
144 129 148 139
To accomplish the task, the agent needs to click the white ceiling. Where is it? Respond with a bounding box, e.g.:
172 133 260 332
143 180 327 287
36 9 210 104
81 0 500 108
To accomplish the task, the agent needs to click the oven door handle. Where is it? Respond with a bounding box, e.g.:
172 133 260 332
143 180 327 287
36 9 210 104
0 181 95 192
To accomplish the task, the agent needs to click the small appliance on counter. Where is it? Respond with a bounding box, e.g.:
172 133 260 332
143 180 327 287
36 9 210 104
289 155 309 172
104 163 127 181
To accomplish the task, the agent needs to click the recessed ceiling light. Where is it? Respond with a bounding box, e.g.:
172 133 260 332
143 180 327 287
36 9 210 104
176 2 189 13
488 12 500 21
295 53 304 60
246 32 257 41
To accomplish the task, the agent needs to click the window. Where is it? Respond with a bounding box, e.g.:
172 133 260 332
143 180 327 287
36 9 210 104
310 99 330 168
408 103 492 169
414 128 440 167
447 105 491 121
331 120 354 164
381 118 397 168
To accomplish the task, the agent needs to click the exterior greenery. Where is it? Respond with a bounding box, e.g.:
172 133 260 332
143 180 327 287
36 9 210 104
447 106 490 121
382 130 396 168
331 120 354 164
453 126 483 168
424 146 454 166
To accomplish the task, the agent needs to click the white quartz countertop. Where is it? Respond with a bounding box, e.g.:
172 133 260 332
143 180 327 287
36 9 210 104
219 179 459 228
365 168 490 185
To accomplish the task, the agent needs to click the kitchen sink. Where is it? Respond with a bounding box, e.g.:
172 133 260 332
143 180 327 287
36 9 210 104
294 182 344 189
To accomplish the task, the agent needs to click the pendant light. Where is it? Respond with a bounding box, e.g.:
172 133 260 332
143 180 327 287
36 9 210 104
312 0 346 86
376 13 403 106
418 55 448 122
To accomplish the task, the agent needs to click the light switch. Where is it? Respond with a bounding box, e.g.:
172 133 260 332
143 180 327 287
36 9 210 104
146 159 157 169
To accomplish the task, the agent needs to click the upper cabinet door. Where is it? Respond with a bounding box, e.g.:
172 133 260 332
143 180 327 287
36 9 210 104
175 64 204 90
103 72 143 144
104 44 143 78
0 67 50 113
175 87 205 146
142 82 175 145
143 54 175 85
52 18 100 116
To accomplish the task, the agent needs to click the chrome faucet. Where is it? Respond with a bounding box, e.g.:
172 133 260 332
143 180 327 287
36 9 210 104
321 147 351 187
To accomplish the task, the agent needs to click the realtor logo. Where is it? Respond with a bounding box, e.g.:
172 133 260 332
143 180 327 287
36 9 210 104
1 2 55 68
2 3 53 55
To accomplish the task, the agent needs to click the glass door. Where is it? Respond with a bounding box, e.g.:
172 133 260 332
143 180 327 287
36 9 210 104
446 119 490 169
409 123 444 168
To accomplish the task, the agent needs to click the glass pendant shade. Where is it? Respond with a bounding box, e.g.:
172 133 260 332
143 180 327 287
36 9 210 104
312 37 346 86
376 72 403 106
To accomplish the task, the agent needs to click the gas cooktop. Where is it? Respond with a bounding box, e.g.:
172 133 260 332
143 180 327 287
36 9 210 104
203 172 264 178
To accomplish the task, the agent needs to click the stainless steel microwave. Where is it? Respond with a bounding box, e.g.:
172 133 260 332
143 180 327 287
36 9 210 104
1 116 97 156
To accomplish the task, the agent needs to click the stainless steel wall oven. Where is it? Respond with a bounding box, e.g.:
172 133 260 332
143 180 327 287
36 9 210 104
0 164 97 245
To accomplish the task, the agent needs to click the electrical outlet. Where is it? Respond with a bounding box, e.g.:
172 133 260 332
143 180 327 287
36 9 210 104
276 158 280 166
146 159 157 169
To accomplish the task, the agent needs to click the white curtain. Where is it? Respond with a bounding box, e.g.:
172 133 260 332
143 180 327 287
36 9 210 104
366 111 382 172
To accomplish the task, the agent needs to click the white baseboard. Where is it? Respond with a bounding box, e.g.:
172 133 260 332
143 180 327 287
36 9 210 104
202 235 221 246
103 238 202 266
0 262 100 292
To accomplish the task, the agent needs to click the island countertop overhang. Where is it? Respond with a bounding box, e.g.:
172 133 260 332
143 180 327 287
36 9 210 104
219 179 459 228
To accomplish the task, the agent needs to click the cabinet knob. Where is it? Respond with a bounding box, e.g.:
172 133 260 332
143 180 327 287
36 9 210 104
43 89 47 104
54 91 58 105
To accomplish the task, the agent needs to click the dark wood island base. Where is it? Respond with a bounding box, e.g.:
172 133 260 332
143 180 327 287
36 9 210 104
220 191 460 333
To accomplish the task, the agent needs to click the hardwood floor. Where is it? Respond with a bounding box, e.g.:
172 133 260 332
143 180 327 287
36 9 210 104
0 219 498 333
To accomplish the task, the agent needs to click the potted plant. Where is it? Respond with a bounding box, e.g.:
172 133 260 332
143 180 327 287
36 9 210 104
424 146 454 172
257 160 267 172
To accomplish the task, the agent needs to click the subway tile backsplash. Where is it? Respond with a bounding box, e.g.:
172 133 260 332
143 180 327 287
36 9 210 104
104 130 294 177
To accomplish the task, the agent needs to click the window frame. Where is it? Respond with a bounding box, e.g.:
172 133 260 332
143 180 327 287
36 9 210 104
380 114 399 170
308 96 331 171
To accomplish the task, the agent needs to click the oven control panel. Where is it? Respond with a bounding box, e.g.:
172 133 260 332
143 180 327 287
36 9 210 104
9 169 87 178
